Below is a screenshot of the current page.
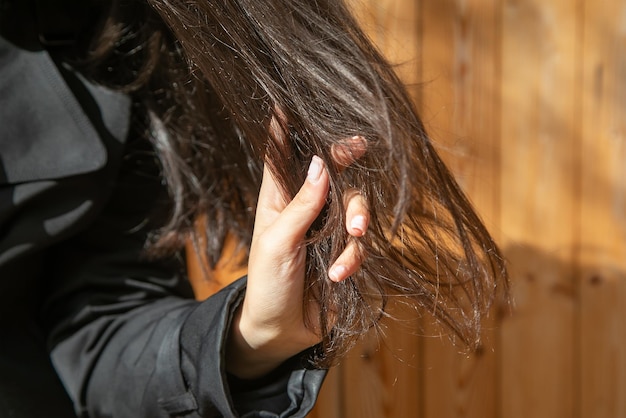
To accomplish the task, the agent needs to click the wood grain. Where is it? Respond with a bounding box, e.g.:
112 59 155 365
419 1 501 417
499 1 580 417
580 1 626 417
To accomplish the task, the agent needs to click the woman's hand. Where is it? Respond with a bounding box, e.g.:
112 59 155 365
227 145 368 379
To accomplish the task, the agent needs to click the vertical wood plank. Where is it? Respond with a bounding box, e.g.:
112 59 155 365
187 232 248 300
419 1 501 417
307 367 342 418
499 0 581 417
342 325 421 418
580 0 626 417
336 1 423 417
348 0 422 102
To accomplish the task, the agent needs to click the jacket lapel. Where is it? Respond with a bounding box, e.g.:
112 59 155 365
0 36 131 184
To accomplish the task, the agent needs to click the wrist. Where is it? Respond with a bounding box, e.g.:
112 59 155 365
226 304 307 379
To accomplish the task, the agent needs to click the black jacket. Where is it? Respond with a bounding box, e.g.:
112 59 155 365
0 33 324 418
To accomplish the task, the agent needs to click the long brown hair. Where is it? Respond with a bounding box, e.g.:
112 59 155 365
77 0 507 365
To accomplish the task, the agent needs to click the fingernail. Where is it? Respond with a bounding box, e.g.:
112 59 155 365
307 156 323 183
350 215 367 236
329 265 347 282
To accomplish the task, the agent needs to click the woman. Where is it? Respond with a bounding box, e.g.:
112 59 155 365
0 0 506 417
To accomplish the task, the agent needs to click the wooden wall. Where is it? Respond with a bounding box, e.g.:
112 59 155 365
189 0 626 417
310 0 626 417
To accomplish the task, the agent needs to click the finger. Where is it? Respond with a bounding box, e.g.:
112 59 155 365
328 239 363 282
331 135 367 168
264 156 330 246
344 189 369 237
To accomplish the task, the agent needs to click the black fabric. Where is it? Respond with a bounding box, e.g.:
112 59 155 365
0 0 100 48
0 36 114 184
0 0 41 51
0 34 326 418
0 320 77 418
34 0 104 46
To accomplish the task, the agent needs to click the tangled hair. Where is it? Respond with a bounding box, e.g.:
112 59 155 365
76 0 507 365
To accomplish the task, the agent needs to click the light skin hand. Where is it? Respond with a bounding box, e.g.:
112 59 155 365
226 139 368 380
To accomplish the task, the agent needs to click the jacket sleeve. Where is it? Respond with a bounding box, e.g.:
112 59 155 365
42 135 326 417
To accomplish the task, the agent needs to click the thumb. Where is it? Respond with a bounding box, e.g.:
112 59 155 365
255 156 330 246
